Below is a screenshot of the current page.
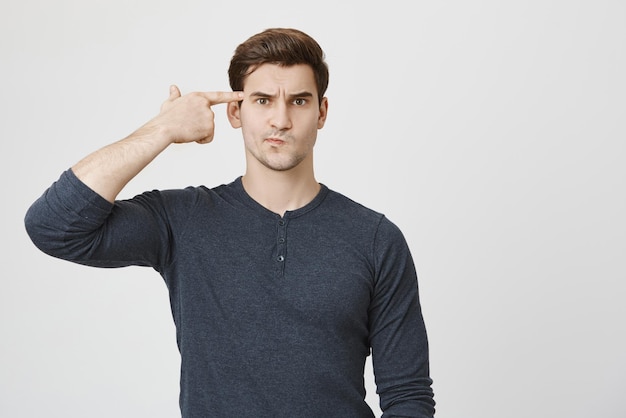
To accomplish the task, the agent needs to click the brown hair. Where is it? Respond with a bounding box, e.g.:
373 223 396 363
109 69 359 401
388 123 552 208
228 28 329 104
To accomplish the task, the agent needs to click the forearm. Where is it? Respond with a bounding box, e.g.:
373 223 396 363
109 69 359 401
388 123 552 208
69 86 242 203
72 122 171 203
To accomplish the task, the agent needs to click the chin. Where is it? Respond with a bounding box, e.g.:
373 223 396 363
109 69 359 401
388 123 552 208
263 158 303 172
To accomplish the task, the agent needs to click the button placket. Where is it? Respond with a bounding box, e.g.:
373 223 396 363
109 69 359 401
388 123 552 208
276 218 287 274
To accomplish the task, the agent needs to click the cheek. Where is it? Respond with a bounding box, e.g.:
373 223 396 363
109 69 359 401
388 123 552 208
305 118 321 138
240 110 264 132
238 114 254 137
240 120 262 149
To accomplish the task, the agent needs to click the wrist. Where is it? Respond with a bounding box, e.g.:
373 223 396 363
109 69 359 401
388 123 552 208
133 120 175 149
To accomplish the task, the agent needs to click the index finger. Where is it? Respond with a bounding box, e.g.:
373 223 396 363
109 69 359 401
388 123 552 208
201 91 244 105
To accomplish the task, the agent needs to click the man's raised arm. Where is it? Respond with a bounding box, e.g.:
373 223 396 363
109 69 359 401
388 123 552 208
72 86 243 202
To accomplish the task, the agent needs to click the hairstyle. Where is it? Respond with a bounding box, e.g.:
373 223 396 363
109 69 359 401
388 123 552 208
228 28 329 104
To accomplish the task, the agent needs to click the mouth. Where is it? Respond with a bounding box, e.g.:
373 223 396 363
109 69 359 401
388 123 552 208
265 137 286 146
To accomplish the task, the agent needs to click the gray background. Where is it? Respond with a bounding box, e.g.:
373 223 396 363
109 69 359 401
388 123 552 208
2 0 625 417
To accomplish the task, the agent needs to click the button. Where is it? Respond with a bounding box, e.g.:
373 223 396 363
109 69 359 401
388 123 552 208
277 255 285 262
278 220 285 226
278 238 285 243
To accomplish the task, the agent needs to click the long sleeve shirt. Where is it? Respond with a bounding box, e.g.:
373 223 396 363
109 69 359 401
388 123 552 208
25 169 435 417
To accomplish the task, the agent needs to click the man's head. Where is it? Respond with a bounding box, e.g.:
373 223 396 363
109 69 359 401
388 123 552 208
225 29 329 175
228 28 329 105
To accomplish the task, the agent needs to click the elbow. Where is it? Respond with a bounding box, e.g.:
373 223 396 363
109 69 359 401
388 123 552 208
24 201 64 258
24 197 89 261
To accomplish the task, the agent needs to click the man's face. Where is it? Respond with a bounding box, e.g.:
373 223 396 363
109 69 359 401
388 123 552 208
227 63 328 172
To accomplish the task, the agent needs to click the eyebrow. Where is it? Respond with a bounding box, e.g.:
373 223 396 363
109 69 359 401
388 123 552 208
249 91 314 100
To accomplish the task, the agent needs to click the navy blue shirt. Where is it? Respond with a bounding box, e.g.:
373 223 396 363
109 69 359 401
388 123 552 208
25 169 435 417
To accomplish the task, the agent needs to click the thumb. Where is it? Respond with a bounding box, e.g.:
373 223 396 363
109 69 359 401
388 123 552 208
168 84 181 101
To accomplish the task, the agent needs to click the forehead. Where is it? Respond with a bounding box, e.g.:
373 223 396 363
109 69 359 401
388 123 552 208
243 63 317 94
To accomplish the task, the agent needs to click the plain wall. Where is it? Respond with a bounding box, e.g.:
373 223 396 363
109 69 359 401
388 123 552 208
1 0 625 417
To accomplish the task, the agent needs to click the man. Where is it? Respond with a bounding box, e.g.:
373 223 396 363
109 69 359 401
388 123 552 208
25 28 435 417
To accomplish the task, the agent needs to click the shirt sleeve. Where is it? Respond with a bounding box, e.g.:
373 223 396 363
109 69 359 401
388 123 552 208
24 169 176 270
368 216 436 417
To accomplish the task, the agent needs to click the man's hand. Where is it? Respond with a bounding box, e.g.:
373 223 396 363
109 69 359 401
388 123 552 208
154 85 244 145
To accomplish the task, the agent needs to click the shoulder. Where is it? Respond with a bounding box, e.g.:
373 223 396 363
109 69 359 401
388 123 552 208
323 188 384 222
321 187 405 241
121 178 241 215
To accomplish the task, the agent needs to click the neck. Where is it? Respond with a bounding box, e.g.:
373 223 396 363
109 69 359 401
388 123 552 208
242 161 320 217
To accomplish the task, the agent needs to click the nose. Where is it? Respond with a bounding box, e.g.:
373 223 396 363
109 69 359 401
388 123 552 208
269 101 292 130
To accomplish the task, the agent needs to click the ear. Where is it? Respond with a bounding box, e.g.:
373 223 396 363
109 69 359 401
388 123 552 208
317 97 329 129
227 101 242 128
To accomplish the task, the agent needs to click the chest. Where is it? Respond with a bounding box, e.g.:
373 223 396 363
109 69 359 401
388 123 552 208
166 213 375 337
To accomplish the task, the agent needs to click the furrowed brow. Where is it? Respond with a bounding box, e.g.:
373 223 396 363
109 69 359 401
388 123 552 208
288 91 314 100
248 91 314 100
249 91 274 98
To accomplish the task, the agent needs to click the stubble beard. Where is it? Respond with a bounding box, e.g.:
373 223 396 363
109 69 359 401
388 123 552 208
257 149 307 172
254 131 309 172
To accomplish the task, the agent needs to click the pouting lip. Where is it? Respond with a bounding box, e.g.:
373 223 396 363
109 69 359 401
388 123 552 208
265 137 286 144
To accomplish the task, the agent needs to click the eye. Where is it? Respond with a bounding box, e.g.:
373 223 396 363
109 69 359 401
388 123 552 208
256 98 269 105
293 98 307 106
